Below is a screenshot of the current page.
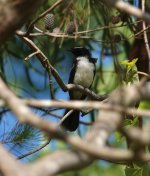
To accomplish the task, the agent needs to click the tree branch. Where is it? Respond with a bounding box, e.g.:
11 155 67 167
1 76 150 175
0 144 24 176
105 0 150 23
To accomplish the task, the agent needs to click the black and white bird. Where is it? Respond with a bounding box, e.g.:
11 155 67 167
61 47 97 131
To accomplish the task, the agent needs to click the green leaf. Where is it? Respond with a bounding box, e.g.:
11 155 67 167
120 58 138 70
139 101 150 110
125 163 150 176
125 166 142 176
78 0 87 8
120 58 139 85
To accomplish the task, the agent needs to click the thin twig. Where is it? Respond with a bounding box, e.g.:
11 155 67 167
75 20 142 35
58 110 73 125
17 139 51 160
134 25 150 38
142 0 150 59
138 71 150 78
25 51 40 61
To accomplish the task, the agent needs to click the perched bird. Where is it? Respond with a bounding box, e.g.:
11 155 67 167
61 47 97 131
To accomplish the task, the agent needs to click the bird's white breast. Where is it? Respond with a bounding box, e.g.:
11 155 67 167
73 57 95 98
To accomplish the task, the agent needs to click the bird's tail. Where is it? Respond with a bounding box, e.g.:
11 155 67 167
61 110 80 131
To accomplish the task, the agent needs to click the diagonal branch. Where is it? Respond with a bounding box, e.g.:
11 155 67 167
0 144 24 176
105 0 150 23
142 0 150 60
17 139 51 160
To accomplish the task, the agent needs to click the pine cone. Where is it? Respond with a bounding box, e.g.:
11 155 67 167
111 15 121 24
119 12 129 23
66 22 76 34
114 34 121 43
44 14 55 31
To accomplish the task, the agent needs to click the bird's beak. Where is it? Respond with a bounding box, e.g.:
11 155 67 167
91 58 98 63
67 48 73 53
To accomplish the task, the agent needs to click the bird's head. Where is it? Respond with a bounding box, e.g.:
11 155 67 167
69 47 91 58
69 47 97 63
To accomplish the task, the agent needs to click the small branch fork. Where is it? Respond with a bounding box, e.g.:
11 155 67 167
17 36 106 101
24 51 40 61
